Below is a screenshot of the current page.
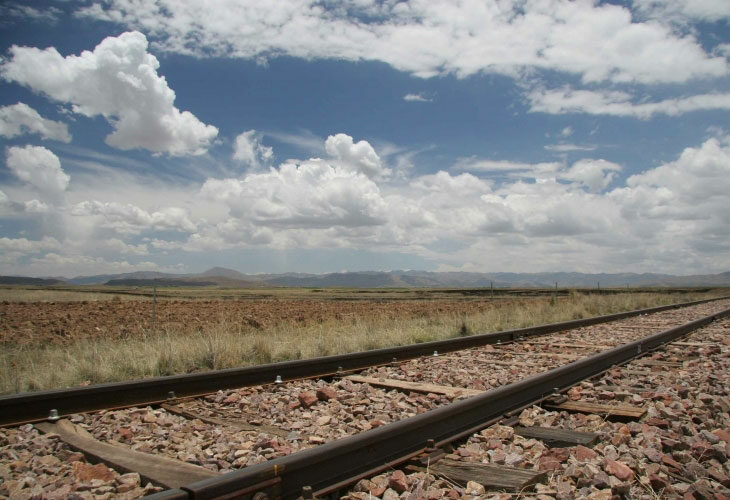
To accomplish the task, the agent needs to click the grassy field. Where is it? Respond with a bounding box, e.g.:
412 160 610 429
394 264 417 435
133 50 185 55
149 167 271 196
0 284 713 302
0 287 725 394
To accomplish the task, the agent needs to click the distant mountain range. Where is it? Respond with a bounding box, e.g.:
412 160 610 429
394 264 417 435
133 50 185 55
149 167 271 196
2 268 729 288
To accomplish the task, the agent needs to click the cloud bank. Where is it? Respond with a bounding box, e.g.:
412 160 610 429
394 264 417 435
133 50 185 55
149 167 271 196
77 1 726 85
3 132 720 276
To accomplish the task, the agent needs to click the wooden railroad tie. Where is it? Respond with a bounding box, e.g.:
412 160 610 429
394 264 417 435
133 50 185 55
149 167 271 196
523 341 612 349
543 400 646 420
344 375 483 398
35 419 217 488
514 426 598 448
161 403 291 438
406 459 546 492
503 352 581 360
633 359 683 368
670 341 717 347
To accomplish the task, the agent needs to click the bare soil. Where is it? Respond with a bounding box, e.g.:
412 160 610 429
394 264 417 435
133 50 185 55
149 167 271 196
0 298 504 345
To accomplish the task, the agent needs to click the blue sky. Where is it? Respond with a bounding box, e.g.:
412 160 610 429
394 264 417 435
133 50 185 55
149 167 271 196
0 0 729 277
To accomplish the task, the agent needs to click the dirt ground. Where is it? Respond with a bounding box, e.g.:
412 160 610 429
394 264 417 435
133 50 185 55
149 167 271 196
0 298 504 345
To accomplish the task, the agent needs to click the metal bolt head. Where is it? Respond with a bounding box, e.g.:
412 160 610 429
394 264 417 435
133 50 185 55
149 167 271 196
433 350 439 357
167 391 176 399
48 409 60 422
275 375 283 384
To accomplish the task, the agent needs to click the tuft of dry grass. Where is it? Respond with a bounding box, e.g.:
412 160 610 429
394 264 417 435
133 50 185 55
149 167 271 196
0 291 722 394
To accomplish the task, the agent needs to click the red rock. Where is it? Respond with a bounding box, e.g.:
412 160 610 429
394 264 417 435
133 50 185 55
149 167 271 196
117 427 133 440
646 417 670 429
254 438 278 450
709 468 730 487
714 494 730 500
662 454 683 470
713 429 730 444
72 461 115 482
316 387 337 401
46 484 73 499
64 452 85 463
7 460 28 472
644 447 663 463
298 391 318 408
568 387 582 400
592 471 611 489
537 455 562 471
485 438 503 450
223 393 241 404
662 438 686 452
388 470 408 493
690 441 714 461
550 448 571 462
688 481 716 500
603 459 634 481
370 485 386 497
648 473 669 491
611 433 630 446
575 445 597 461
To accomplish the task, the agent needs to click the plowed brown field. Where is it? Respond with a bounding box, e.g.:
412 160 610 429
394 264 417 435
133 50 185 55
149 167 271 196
1 298 504 345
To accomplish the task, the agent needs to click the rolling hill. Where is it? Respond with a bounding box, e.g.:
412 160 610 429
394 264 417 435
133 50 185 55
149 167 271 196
6 268 730 288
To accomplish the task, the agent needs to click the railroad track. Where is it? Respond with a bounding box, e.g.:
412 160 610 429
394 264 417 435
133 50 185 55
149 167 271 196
1 297 729 499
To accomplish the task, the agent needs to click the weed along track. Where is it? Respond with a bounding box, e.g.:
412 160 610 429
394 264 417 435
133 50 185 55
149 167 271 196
1 297 729 499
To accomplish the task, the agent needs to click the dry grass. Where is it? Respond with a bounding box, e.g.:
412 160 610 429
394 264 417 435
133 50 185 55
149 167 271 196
0 287 147 302
0 291 722 394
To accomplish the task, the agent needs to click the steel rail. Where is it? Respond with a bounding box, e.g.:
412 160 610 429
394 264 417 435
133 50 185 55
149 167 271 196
143 305 730 500
0 296 726 427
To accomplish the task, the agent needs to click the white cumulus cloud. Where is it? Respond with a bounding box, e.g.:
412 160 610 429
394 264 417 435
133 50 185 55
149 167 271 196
560 159 622 192
71 200 197 234
233 130 273 168
5 145 69 203
201 159 387 230
0 236 62 254
325 133 391 179
0 102 71 142
1 31 218 156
